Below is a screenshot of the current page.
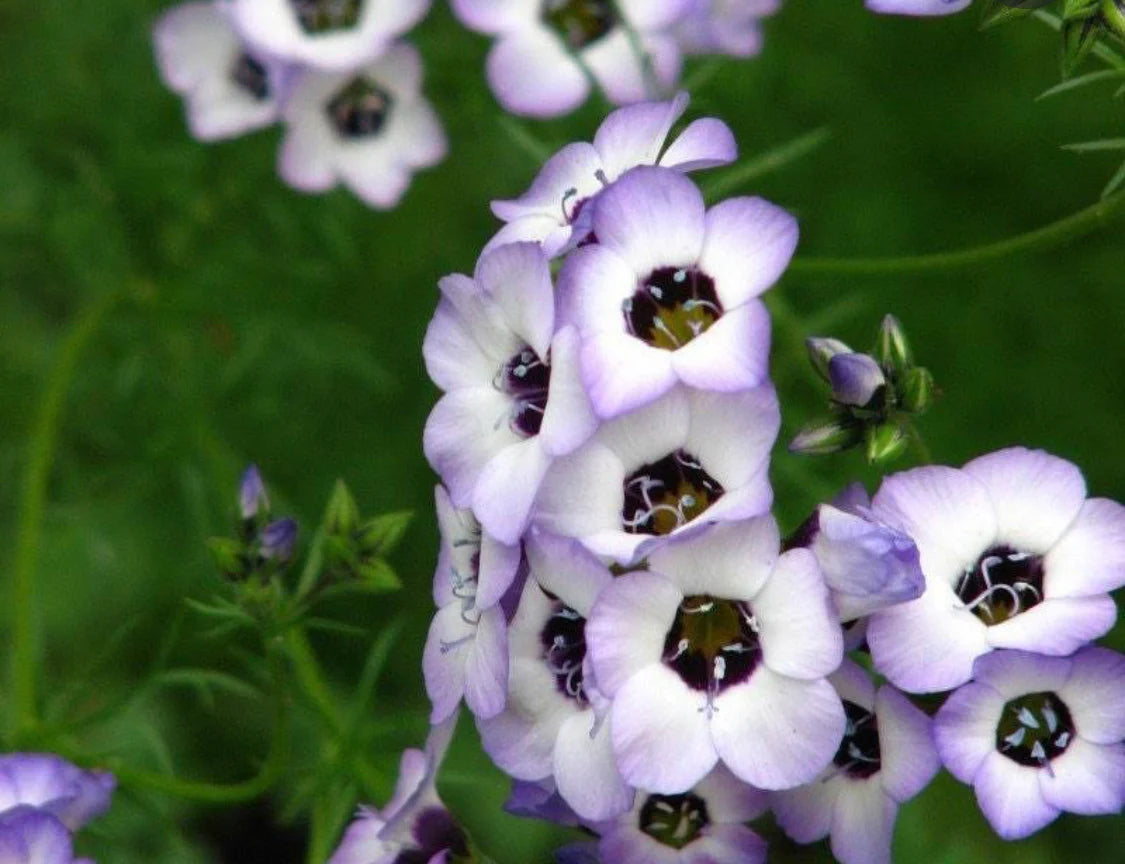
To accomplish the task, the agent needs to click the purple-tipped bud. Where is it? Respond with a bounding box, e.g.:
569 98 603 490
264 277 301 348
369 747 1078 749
261 518 297 563
239 465 269 520
806 337 853 382
828 352 886 408
789 417 863 455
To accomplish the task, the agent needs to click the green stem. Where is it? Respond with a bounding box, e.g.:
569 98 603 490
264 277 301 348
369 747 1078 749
1033 10 1125 71
609 1 661 99
285 626 343 736
906 421 934 466
8 289 121 741
703 127 833 201
788 190 1125 276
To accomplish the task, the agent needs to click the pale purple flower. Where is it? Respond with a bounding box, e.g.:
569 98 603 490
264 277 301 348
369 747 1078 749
560 766 769 864
278 42 446 209
329 715 469 864
422 243 597 544
586 516 845 793
451 0 691 118
227 0 431 70
154 2 290 142
828 353 886 409
866 447 1125 693
478 532 633 822
866 0 971 15
238 464 269 520
505 778 581 827
485 92 737 258
422 486 521 723
771 660 940 864
557 166 797 418
787 482 924 622
0 808 90 864
675 0 780 58
0 754 115 833
934 648 1125 839
531 384 779 564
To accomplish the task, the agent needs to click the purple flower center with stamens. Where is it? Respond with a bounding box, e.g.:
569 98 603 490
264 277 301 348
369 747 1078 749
639 792 710 849
326 77 394 139
230 54 270 101
542 0 617 50
290 0 364 34
833 700 881 779
662 595 761 696
539 599 588 704
623 267 724 352
495 346 551 437
956 545 1045 624
393 806 470 864
622 449 724 535
995 692 1074 768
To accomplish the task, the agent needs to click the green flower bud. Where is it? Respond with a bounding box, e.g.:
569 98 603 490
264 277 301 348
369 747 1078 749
1063 15 1105 75
1103 0 1125 40
207 536 248 581
324 479 359 536
865 422 909 464
789 417 863 456
899 366 936 414
876 315 912 372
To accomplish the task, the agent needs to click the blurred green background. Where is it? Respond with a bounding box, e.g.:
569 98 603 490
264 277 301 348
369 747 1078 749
1 1 1122 861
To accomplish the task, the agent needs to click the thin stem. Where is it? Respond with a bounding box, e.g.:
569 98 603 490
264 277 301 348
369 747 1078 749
8 289 121 741
907 421 934 466
703 127 833 201
285 626 343 737
608 0 661 99
1033 10 1125 71
789 190 1125 276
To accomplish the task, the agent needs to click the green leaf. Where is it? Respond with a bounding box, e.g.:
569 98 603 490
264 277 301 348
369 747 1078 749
324 479 359 536
1103 157 1125 197
1036 68 1125 99
151 668 261 705
1062 137 1125 151
357 510 413 555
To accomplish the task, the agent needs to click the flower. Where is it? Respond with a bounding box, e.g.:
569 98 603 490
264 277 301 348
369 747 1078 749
153 2 291 142
422 486 521 723
586 516 845 793
329 715 470 864
786 482 924 622
278 42 446 209
505 778 581 827
0 807 91 864
865 447 1125 692
933 648 1125 839
675 0 780 58
771 659 940 864
422 242 597 544
485 92 737 258
558 766 770 864
451 0 691 117
866 0 971 14
478 532 633 821
557 166 796 418
531 384 779 564
238 464 270 521
0 754 115 832
227 0 431 70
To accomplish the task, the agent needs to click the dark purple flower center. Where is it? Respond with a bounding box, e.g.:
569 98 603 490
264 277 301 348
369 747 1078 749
781 509 820 552
543 0 617 50
996 691 1074 768
230 53 271 101
833 700 881 779
326 77 394 139
291 0 364 34
623 267 723 351
663 595 761 701
955 545 1044 625
622 449 723 535
392 806 470 864
639 793 710 849
539 599 587 704
495 346 551 437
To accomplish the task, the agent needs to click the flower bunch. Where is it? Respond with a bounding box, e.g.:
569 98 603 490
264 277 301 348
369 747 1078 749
152 0 445 207
450 0 782 117
0 754 115 864
325 92 1125 864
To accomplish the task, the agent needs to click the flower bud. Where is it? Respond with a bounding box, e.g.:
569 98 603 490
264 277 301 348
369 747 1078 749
260 518 298 564
876 315 911 372
828 352 886 409
899 366 935 414
789 418 863 456
1103 0 1125 39
865 422 908 464
239 465 269 520
207 537 247 581
806 337 852 382
325 479 359 536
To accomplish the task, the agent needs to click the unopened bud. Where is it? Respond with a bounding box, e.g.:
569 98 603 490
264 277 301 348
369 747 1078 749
876 315 912 371
208 537 247 581
828 353 887 409
261 518 298 564
325 479 359 536
790 418 863 456
1103 0 1125 40
806 337 853 382
239 465 269 520
865 423 909 464
899 367 935 414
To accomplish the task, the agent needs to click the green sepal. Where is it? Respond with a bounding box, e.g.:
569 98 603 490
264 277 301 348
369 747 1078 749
324 479 360 536
1103 0 1125 40
207 536 248 581
357 510 413 556
979 1 1038 30
899 366 936 414
875 314 912 372
789 417 863 456
1063 16 1105 75
865 422 909 464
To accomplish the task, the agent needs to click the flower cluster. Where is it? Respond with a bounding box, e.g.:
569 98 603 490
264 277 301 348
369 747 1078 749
330 95 1125 864
153 0 445 207
451 0 783 117
0 754 115 864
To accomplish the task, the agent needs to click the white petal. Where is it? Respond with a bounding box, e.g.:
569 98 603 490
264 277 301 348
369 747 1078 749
592 92 688 180
472 439 552 545
672 301 772 392
474 242 555 359
973 751 1059 840
984 595 1117 656
933 682 1005 784
828 779 897 864
1044 497 1125 597
532 443 625 541
526 531 613 617
1038 737 1125 816
771 777 840 843
646 515 779 600
1058 646 1125 744
464 606 508 719
661 117 738 172
486 31 589 118
699 197 799 307
875 686 940 802
554 710 634 821
684 384 779 487
580 328 679 419
538 326 599 458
